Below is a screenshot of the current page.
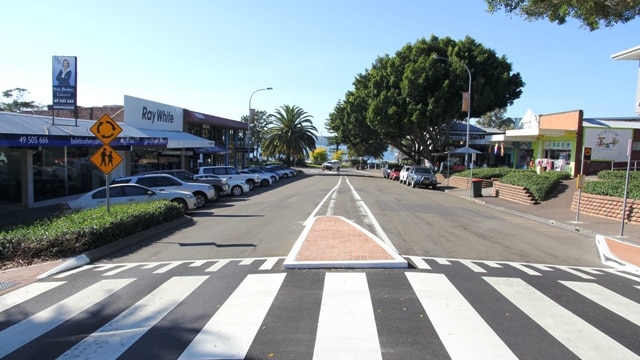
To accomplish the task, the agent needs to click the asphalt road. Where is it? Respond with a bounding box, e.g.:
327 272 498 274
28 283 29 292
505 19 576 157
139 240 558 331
103 168 602 267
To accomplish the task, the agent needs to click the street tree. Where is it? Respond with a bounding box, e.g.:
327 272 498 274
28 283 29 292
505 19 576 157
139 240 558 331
263 105 318 166
0 88 44 112
241 109 272 160
476 108 515 130
485 0 640 31
326 35 524 165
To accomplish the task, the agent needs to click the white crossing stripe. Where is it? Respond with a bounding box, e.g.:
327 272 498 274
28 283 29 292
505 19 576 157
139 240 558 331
313 273 382 360
103 264 139 276
459 259 487 273
509 263 541 276
406 272 517 360
190 260 208 267
205 259 230 272
259 257 279 270
58 276 207 360
484 261 503 268
560 281 640 326
434 258 451 265
604 269 640 283
530 264 554 271
557 266 595 280
485 277 640 360
179 273 286 360
0 282 65 313
153 262 183 273
407 256 431 269
0 278 134 358
141 263 161 269
53 265 93 278
239 258 254 265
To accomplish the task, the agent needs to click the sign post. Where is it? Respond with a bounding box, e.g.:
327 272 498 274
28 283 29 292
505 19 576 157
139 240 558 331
89 114 123 212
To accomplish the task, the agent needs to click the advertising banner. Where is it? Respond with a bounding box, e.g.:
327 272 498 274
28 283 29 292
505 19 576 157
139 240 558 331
52 56 77 110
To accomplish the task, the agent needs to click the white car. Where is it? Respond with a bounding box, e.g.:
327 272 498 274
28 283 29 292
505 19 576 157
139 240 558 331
196 166 260 190
398 165 413 184
111 174 216 208
240 170 272 187
194 174 250 197
60 184 198 213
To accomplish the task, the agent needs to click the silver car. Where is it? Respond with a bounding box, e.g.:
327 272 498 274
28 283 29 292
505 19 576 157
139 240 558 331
407 166 438 189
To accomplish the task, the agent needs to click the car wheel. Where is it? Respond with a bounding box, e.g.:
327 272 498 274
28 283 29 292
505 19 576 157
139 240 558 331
260 179 270 187
230 185 242 196
432 185 437 190
170 199 188 214
194 193 206 208
210 188 220 202
282 173 289 178
246 180 255 190
270 176 277 183
411 180 416 188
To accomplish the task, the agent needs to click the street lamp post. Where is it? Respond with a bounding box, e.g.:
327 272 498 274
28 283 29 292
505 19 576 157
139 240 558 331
433 55 474 189
247 87 273 167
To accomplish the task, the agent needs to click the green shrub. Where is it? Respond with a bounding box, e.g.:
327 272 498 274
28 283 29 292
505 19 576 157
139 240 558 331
497 171 568 202
583 179 640 199
0 201 184 267
596 170 640 182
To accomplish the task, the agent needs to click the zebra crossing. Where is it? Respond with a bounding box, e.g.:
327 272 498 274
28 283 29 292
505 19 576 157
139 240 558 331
1 257 639 359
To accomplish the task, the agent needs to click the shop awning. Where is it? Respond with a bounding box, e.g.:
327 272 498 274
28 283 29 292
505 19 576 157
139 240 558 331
135 129 215 148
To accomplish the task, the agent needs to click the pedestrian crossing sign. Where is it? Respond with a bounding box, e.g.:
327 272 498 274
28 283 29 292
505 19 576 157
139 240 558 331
90 144 122 174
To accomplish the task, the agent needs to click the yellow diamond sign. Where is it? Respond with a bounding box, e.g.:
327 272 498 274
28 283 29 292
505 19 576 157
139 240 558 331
90 144 122 175
90 114 122 145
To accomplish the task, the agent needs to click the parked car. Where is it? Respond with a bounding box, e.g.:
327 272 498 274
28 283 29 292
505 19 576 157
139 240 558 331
407 166 438 189
193 174 249 196
240 169 272 187
382 163 401 179
139 169 229 201
245 166 280 182
388 166 402 181
196 166 259 190
60 183 198 213
111 174 216 208
264 164 297 178
322 160 341 171
399 165 413 184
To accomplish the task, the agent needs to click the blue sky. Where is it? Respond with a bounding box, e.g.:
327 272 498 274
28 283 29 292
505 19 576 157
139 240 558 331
2 1 640 135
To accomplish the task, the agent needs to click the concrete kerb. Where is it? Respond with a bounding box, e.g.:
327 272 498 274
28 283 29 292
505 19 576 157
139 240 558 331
38 216 194 278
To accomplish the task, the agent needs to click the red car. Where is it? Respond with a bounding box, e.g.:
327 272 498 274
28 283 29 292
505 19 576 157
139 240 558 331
388 166 402 181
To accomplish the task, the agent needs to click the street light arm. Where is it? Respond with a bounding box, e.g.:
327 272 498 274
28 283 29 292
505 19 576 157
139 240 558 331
249 87 273 111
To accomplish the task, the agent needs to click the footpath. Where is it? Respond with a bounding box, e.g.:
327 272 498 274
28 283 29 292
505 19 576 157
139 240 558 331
1 177 640 295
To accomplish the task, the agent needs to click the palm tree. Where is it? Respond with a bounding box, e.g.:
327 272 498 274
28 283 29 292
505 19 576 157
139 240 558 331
263 105 318 166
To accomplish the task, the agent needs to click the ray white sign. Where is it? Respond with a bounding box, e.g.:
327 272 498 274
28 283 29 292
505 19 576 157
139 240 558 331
124 95 183 131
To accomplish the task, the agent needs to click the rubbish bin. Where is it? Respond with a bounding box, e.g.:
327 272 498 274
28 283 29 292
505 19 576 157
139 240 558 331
471 178 483 198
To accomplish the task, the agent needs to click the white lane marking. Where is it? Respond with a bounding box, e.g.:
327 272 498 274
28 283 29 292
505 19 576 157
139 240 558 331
0 282 65 313
205 259 230 272
406 272 517 360
561 280 640 327
485 277 640 360
530 264 554 271
0 279 134 358
304 178 342 226
604 269 640 283
345 177 398 253
313 273 382 360
179 273 286 360
58 276 207 360
407 256 431 270
557 266 595 280
326 184 339 216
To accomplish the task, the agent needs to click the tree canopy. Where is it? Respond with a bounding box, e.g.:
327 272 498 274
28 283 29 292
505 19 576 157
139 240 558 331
485 0 640 31
326 35 524 165
475 108 515 130
0 88 43 113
